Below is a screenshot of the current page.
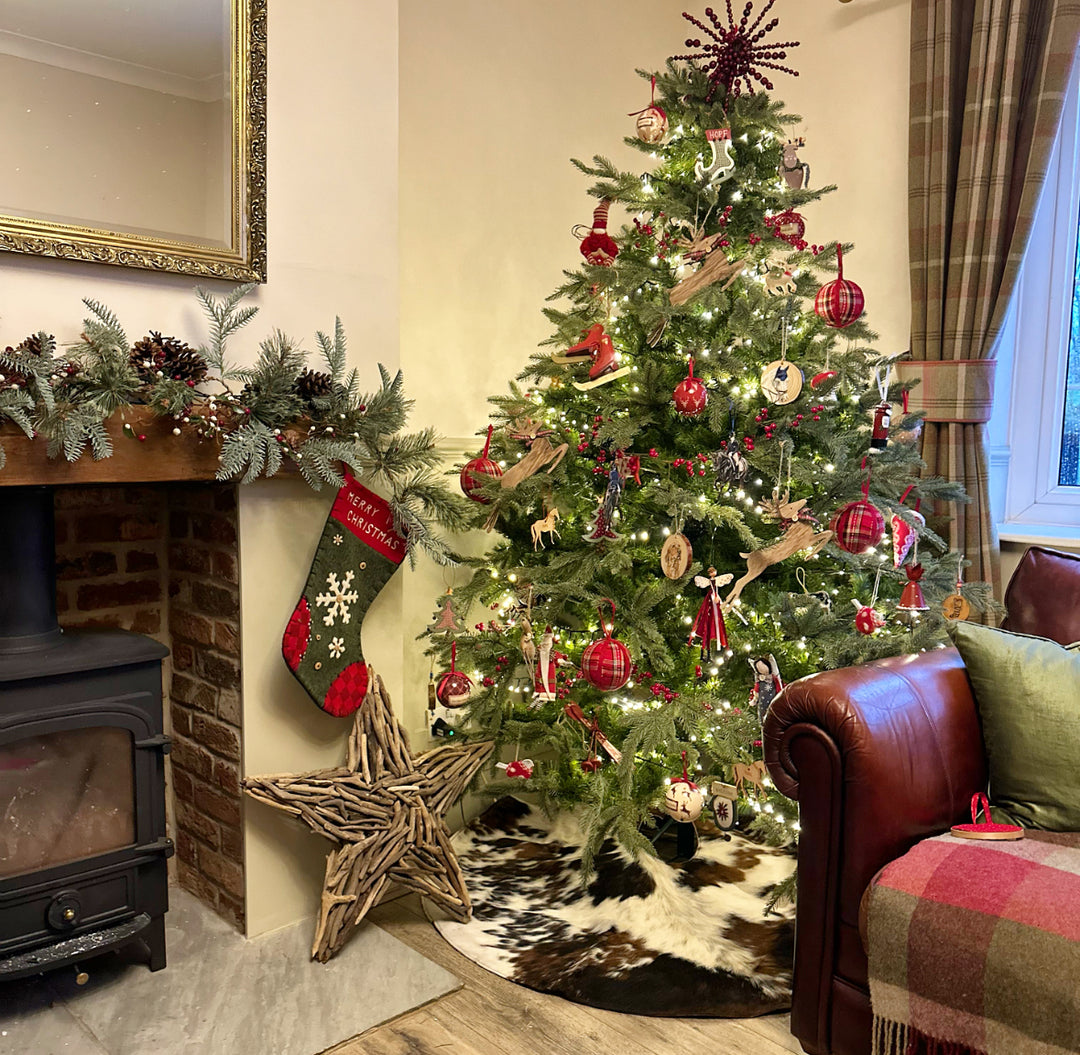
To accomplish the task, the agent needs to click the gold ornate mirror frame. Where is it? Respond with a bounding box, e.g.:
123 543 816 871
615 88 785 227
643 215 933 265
0 0 267 283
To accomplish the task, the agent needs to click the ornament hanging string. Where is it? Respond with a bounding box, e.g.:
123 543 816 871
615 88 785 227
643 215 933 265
680 749 691 783
596 598 617 639
956 553 965 593
898 484 922 515
627 75 662 118
869 567 882 609
874 364 892 404
860 455 872 499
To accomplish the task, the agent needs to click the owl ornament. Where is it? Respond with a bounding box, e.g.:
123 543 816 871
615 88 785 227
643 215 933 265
663 752 705 823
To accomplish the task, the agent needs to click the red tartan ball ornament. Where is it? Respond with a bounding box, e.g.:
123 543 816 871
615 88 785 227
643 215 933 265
282 597 311 671
460 424 502 503
673 358 708 417
322 661 370 718
581 599 632 692
832 498 885 554
814 243 864 329
436 641 473 708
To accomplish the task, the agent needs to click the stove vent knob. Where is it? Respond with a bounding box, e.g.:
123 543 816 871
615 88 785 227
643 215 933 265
46 890 82 931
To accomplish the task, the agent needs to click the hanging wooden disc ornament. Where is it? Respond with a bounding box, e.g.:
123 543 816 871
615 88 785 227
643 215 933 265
436 641 473 708
460 424 502 503
942 555 971 621
581 599 632 692
814 243 864 329
660 531 693 579
761 317 802 405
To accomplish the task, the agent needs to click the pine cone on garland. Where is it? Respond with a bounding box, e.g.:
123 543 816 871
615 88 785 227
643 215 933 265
1 333 55 389
295 369 333 405
130 331 208 386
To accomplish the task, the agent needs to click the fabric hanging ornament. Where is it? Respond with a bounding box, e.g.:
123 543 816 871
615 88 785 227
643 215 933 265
852 568 885 635
694 127 736 185
689 566 734 660
435 641 473 708
673 357 708 416
497 758 535 779
891 485 925 567
814 243 864 329
283 473 407 716
764 210 807 248
713 401 750 486
897 542 929 615
577 200 619 267
761 316 803 405
431 586 464 635
628 75 668 144
749 654 783 725
869 365 892 454
563 702 623 764
942 554 971 621
581 599 632 692
460 425 502 503
663 752 705 822
831 458 885 554
892 387 923 445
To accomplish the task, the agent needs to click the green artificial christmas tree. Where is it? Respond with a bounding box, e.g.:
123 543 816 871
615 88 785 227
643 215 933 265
422 5 993 886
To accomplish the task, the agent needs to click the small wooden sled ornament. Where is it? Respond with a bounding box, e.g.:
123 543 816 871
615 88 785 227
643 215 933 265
951 792 1023 841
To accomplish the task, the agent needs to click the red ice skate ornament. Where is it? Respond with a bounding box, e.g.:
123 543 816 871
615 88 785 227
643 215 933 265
674 3 801 102
673 358 708 416
578 200 619 267
814 243 864 329
550 323 630 391
460 424 502 503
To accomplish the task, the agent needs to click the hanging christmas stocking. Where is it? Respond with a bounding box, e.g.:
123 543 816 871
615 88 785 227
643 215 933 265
282 473 407 716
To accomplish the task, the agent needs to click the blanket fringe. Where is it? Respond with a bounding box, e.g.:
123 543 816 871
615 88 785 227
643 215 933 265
872 1016 987 1055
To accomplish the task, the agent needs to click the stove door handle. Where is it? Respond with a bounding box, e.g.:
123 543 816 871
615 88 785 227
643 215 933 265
134 733 172 754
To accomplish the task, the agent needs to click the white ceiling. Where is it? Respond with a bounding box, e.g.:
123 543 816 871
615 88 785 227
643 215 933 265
0 0 228 81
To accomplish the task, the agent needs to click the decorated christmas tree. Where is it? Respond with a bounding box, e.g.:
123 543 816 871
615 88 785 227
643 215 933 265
423 4 992 884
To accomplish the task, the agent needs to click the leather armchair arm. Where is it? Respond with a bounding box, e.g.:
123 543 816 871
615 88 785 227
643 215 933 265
762 648 986 1055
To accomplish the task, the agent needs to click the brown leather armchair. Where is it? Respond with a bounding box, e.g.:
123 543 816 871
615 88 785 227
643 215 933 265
763 546 1080 1055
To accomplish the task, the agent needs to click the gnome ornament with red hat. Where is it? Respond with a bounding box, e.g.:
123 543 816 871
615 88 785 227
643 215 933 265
282 473 408 716
577 200 619 267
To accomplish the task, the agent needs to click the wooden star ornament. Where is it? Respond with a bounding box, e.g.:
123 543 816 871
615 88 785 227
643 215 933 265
243 669 493 962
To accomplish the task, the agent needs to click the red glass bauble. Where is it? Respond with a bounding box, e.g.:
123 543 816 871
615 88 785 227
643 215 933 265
673 358 708 417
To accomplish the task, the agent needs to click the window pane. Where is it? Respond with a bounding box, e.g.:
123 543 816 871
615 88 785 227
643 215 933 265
1058 212 1080 486
0 726 136 878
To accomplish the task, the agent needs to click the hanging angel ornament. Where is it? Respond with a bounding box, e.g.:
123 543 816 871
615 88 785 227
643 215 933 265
749 654 783 725
689 566 735 660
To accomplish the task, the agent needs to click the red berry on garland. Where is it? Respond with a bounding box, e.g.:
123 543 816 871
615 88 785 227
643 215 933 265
673 358 708 416
460 424 502 503
581 599 632 692
814 244 865 329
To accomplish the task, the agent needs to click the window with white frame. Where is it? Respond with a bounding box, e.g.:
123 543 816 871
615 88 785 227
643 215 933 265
997 52 1080 541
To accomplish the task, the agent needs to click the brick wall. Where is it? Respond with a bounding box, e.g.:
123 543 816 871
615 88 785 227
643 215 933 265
54 484 245 932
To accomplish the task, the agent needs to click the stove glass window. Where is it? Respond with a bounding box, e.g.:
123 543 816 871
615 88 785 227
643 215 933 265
0 726 136 878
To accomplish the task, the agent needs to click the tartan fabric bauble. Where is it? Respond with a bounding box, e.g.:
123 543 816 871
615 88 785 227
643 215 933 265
282 598 311 671
814 243 864 329
460 424 502 503
832 498 885 553
581 637 632 691
581 599 632 692
436 670 473 707
322 661 370 718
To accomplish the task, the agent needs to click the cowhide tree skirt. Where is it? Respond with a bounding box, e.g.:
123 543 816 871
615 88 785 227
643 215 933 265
425 797 796 1018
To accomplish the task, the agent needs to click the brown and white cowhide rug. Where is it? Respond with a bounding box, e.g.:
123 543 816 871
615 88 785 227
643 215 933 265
425 796 795 1018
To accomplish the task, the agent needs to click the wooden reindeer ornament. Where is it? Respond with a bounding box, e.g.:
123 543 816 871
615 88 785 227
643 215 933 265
726 490 833 604
484 417 569 531
670 252 747 307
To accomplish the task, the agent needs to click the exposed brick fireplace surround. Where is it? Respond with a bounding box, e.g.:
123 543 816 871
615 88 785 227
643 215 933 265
52 484 245 931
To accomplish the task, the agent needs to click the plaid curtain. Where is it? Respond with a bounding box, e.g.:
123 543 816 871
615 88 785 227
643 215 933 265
908 0 1080 599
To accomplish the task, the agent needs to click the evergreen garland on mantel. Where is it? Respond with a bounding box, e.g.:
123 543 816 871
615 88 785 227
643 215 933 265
0 284 467 566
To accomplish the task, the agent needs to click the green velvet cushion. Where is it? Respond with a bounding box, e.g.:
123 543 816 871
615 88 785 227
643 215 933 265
948 622 1080 831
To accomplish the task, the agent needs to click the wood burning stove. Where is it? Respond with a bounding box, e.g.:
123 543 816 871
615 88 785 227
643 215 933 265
0 487 172 980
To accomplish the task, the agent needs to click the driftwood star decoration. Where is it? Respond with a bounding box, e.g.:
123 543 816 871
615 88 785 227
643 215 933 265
243 670 493 962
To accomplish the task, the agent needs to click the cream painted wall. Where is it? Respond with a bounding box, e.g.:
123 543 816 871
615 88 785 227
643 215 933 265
0 1 400 939
398 0 913 742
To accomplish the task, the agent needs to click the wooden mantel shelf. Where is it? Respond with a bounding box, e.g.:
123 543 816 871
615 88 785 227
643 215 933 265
0 407 228 487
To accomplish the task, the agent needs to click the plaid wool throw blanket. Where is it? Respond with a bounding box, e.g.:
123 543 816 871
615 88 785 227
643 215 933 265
867 831 1080 1055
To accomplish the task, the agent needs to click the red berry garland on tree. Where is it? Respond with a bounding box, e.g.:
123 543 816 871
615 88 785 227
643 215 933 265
674 2 800 102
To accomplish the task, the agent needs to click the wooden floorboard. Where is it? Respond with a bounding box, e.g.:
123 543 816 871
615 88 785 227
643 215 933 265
328 894 800 1055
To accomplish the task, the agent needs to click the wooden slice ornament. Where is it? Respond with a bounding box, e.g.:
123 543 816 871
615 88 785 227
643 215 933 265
943 554 971 621
761 316 803 405
661 531 693 579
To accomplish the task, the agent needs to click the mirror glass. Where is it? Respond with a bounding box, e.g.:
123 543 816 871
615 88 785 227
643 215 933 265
0 0 265 281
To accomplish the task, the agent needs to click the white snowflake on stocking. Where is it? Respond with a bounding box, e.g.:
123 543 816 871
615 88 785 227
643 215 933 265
315 570 359 627
332 534 343 546
328 637 345 659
